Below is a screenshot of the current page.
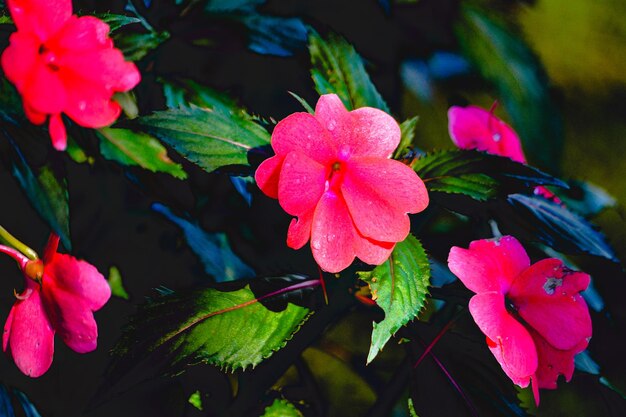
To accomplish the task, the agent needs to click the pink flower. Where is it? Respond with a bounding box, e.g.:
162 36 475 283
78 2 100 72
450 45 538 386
1 0 141 151
447 105 560 202
2 234 111 377
447 236 592 405
255 94 429 273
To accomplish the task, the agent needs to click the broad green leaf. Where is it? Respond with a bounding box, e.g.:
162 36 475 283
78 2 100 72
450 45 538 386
114 30 170 61
162 78 244 115
358 234 431 363
96 13 142 33
7 141 71 250
497 194 617 262
112 278 314 374
394 116 419 159
205 0 265 12
413 149 566 201
98 128 187 179
455 5 563 170
138 106 270 173
309 31 390 112
152 203 254 281
262 399 303 417
107 266 130 300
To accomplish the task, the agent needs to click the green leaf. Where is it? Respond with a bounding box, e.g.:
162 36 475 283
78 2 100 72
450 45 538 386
0 383 43 417
152 203 254 282
556 180 616 217
107 266 130 300
65 136 90 164
114 30 170 61
413 149 567 201
408 398 419 417
497 193 617 262
96 13 142 33
394 116 419 159
358 234 431 363
137 106 270 173
98 127 187 179
7 140 71 250
309 31 390 112
261 399 303 417
188 390 204 411
455 5 563 170
0 14 12 24
112 277 314 375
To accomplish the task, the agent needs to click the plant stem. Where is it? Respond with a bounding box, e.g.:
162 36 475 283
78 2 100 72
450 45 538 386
0 226 38 261
0 244 30 269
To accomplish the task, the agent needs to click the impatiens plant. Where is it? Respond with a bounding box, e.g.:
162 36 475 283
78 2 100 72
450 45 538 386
0 1 623 416
255 93 429 272
448 236 592 405
0 229 110 377
1 0 140 150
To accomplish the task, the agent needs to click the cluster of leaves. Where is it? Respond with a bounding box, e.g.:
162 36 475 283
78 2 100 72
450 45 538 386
0 1 624 417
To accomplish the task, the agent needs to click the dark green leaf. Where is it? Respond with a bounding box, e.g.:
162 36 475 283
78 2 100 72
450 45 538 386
108 266 130 300
309 31 390 112
7 140 71 250
358 234 431 363
0 384 43 417
152 203 254 281
556 180 616 217
96 13 142 33
98 127 187 179
394 116 419 159
413 150 566 201
287 91 314 114
114 30 170 61
455 5 563 170
162 78 241 114
235 14 307 57
112 277 314 373
0 78 23 122
65 136 89 164
205 0 265 12
497 194 617 262
262 398 303 417
137 106 270 173
0 14 11 24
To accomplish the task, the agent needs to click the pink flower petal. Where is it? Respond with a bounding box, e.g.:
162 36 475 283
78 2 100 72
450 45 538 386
341 168 410 243
354 233 394 266
45 253 111 311
447 236 530 294
41 283 99 353
278 151 327 216
23 103 47 124
315 94 401 158
3 281 55 378
255 155 284 199
469 292 537 387
50 15 111 51
529 328 587 390
287 210 313 250
271 112 336 164
509 259 592 350
0 32 39 91
23 63 67 114
345 156 428 213
8 0 72 40
448 105 526 163
58 47 140 93
49 113 67 151
60 75 121 127
310 192 356 273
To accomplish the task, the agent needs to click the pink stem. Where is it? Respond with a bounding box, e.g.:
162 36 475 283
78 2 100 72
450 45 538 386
0 244 29 269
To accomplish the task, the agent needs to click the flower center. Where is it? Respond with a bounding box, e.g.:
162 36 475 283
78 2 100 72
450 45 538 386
325 161 345 192
24 259 44 283
38 44 60 72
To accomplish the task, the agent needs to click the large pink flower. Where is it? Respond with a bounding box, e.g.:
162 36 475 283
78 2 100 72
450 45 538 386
2 234 111 377
447 236 592 405
447 105 559 202
255 94 429 273
1 0 141 151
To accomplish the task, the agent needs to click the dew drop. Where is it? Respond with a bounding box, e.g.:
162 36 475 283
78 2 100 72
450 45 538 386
327 120 337 131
